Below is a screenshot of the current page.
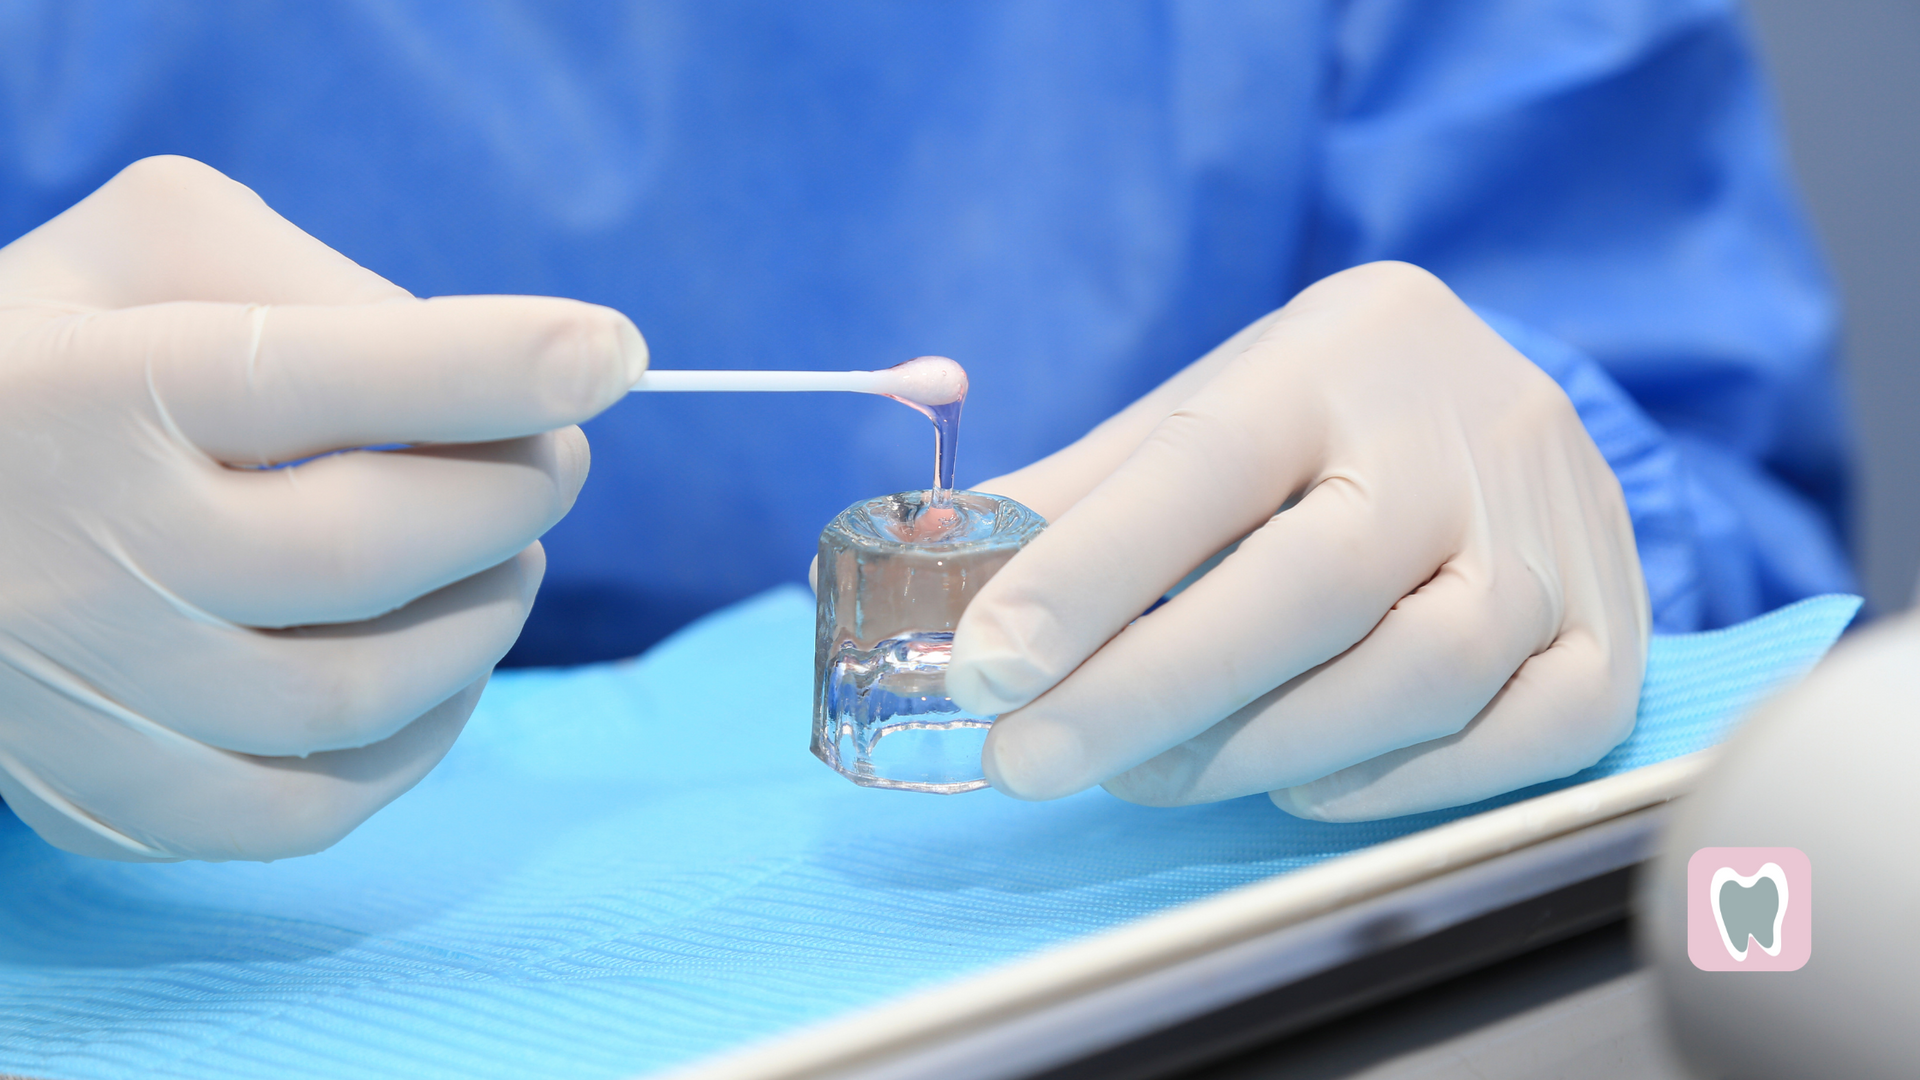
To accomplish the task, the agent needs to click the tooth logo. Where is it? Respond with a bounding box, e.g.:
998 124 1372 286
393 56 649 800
1709 863 1787 961
1687 847 1812 972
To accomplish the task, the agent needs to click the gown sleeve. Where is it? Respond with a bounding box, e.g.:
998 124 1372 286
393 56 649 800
1308 0 1858 630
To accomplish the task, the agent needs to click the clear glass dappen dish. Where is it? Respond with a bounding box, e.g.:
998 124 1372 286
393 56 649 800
812 489 1046 793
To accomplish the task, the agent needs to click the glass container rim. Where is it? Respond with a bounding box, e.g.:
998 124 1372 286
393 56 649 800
824 489 1046 553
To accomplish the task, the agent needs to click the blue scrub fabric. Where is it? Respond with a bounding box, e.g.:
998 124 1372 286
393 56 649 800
0 1 1857 663
0 589 1863 1080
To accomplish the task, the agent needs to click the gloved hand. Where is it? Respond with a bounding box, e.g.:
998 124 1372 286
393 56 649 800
0 156 647 861
948 262 1648 820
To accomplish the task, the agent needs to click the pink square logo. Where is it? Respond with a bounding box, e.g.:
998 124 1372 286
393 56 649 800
1687 847 1812 972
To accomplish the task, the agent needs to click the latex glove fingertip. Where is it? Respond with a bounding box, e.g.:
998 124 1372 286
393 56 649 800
981 719 1090 801
612 312 650 387
1268 785 1339 822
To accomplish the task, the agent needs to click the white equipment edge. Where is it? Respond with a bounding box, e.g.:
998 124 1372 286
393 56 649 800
653 752 1711 1080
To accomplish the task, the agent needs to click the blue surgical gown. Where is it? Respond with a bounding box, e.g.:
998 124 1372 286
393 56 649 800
0 0 1857 665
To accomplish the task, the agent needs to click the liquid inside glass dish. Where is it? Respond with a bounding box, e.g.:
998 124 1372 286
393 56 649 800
812 489 1046 793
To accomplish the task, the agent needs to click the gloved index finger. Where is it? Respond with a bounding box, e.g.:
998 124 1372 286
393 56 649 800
78 295 647 463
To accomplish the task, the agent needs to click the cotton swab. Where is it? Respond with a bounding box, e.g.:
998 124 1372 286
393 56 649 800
628 356 967 408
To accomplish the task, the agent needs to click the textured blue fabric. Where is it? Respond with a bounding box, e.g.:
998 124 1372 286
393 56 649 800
0 589 1861 1080
0 1 1856 662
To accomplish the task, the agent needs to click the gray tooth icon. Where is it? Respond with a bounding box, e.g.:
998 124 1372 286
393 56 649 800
1721 878 1779 950
1711 862 1790 961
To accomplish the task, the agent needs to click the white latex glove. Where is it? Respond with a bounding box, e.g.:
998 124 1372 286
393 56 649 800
0 156 647 861
948 262 1648 820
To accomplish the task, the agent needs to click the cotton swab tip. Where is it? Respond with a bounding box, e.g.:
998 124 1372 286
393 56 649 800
875 356 968 407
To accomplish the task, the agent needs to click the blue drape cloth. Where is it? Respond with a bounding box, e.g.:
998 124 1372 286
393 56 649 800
0 589 1862 1080
0 1 1856 663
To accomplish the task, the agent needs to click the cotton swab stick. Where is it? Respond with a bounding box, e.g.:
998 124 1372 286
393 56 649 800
629 369 895 394
628 356 968 408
